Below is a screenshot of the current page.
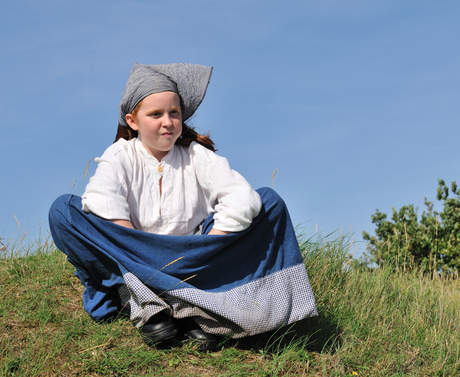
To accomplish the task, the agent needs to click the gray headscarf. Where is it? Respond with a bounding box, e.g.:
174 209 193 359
118 63 213 127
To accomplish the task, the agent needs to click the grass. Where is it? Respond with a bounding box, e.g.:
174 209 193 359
1 230 460 376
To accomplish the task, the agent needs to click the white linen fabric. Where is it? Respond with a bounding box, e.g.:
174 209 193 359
82 138 262 235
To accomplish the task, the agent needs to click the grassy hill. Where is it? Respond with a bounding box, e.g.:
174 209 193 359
1 232 460 376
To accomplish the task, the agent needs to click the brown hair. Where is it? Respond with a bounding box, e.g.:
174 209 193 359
114 100 216 152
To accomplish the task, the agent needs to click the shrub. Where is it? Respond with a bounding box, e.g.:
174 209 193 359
363 179 460 273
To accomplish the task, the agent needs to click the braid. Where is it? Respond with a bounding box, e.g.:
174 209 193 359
176 123 216 152
114 125 138 143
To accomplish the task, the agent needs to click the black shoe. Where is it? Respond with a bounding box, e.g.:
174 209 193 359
141 312 178 346
179 318 218 352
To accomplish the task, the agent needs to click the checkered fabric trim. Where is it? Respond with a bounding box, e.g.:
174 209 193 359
168 263 317 337
118 263 317 336
117 273 170 328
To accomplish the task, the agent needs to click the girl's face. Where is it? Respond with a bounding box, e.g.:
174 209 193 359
126 91 182 161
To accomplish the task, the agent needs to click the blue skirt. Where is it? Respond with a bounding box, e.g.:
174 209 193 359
49 187 317 338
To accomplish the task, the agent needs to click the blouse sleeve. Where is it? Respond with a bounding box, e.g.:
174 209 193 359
81 150 131 221
190 142 262 232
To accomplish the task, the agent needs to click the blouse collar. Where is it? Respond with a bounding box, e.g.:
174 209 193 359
135 138 177 168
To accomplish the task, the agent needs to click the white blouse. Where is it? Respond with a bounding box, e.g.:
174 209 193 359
82 138 262 235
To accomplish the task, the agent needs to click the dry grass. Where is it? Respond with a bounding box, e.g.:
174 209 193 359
1 231 460 376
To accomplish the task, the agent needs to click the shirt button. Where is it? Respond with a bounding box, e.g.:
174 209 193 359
157 166 163 173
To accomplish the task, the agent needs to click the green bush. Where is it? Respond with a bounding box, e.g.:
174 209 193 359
363 179 460 273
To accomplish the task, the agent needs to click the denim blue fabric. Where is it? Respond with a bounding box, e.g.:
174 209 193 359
49 187 316 326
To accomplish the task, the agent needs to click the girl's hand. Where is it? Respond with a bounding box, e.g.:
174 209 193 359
208 228 232 236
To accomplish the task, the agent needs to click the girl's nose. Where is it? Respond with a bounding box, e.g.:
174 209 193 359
162 115 173 126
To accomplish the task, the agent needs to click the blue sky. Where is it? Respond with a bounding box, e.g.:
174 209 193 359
1 1 459 257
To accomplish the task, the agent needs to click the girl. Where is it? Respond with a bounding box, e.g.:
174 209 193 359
49 63 317 351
